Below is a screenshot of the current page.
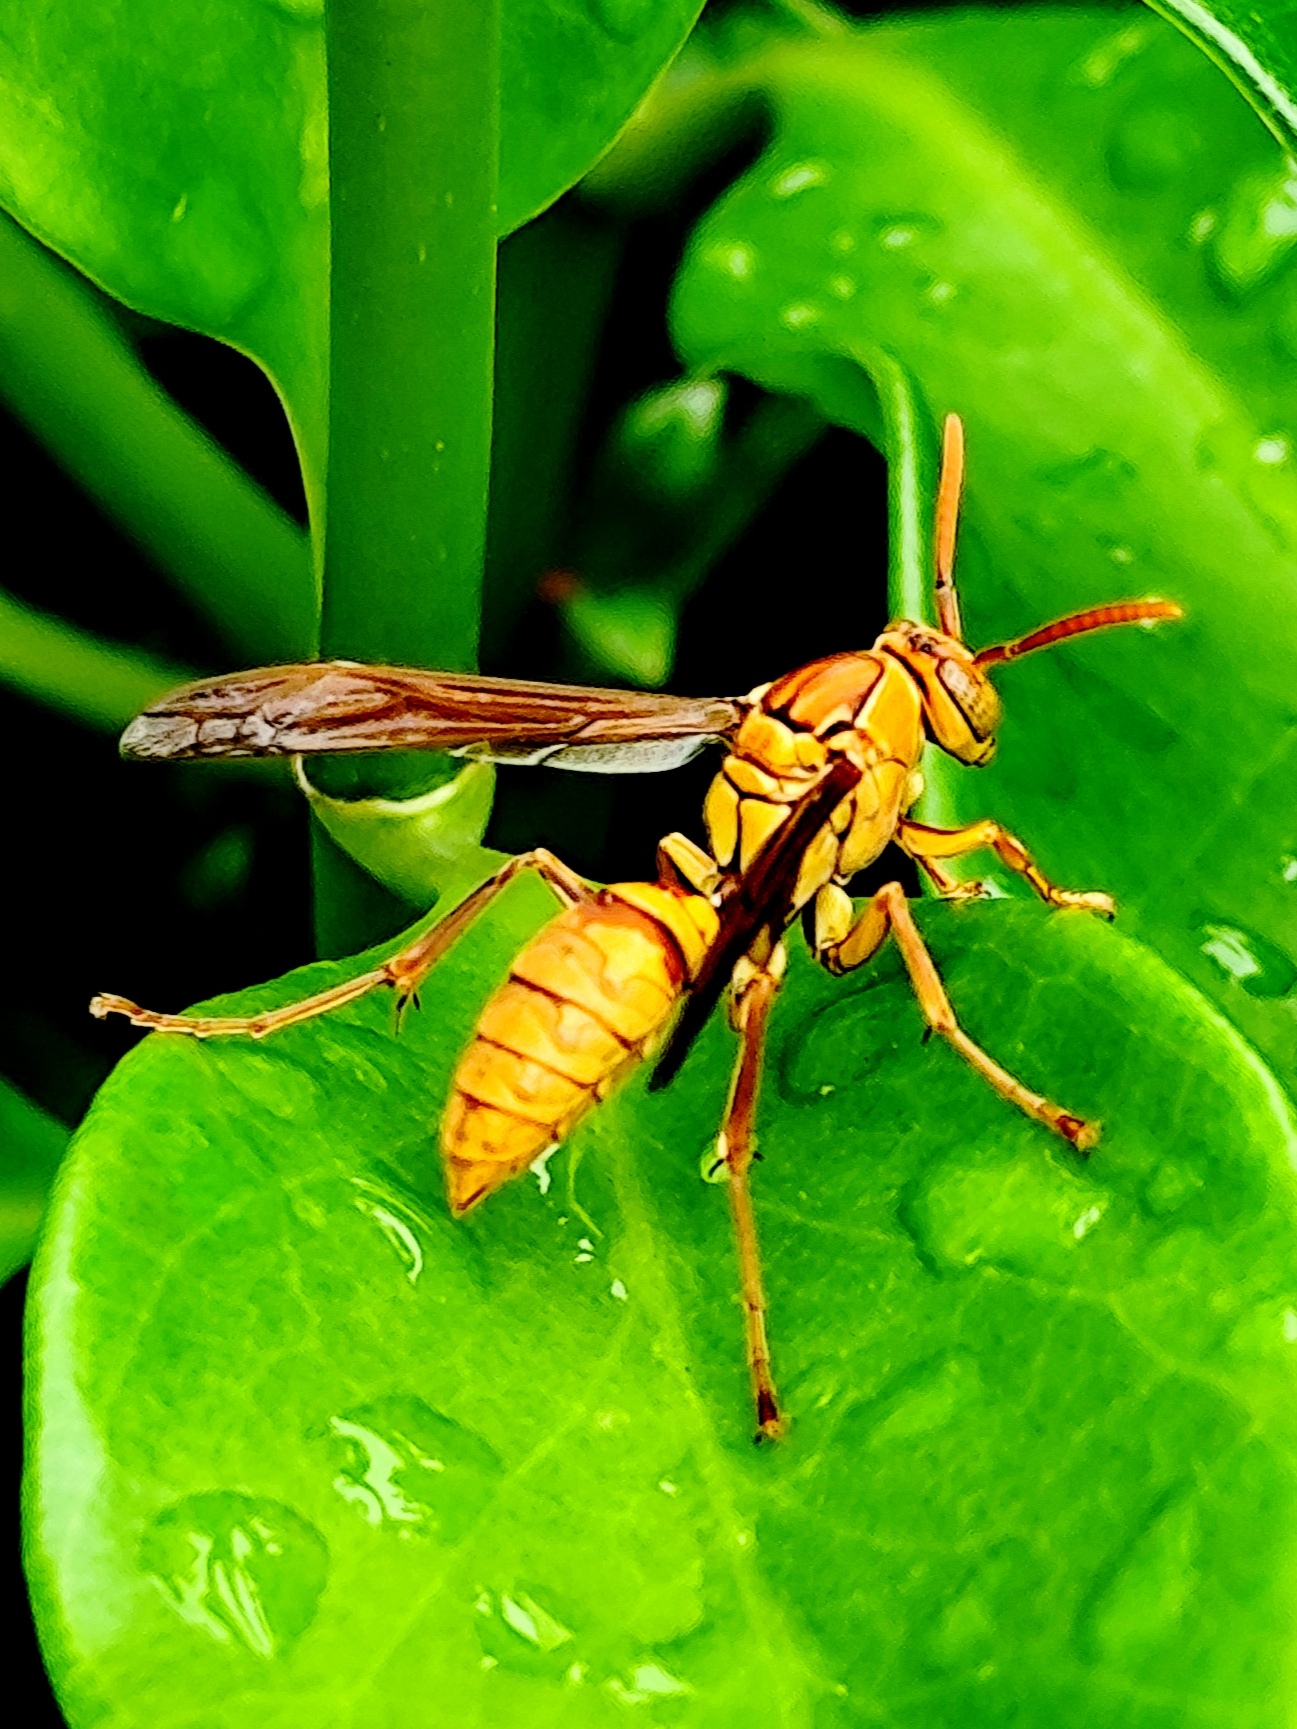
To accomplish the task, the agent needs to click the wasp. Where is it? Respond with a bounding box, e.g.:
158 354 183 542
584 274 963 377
92 417 1179 1440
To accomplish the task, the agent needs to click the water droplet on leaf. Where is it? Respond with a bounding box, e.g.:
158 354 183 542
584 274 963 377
770 160 830 199
1209 159 1297 299
350 1178 430 1284
328 1398 501 1540
142 1493 328 1657
1106 100 1202 191
1199 923 1297 997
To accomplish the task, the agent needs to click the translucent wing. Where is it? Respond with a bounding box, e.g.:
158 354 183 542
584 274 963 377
120 662 744 769
649 756 864 1089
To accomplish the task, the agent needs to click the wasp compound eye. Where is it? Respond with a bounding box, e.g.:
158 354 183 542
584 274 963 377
938 657 1003 740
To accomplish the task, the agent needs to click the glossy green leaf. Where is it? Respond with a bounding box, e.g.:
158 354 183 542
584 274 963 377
1145 0 1297 156
0 0 703 469
669 4 1297 1091
29 894 1297 1723
0 1076 67 1285
300 760 502 909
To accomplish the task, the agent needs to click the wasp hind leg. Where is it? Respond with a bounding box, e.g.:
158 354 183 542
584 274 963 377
810 882 1098 1154
91 848 595 1040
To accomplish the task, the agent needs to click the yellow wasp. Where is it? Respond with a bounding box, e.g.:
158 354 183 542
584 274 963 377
94 417 1180 1439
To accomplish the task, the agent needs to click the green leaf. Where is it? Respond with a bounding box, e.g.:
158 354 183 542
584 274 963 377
300 759 502 909
29 897 1297 1722
1144 0 1297 156
669 5 1297 1092
0 1077 68 1286
0 585 190 732
0 0 704 470
0 211 315 661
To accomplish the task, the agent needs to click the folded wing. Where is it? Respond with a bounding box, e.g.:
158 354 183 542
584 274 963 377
121 662 744 768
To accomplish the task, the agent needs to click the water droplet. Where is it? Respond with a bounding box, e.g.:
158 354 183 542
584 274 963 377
350 1178 430 1284
829 227 856 256
574 1235 596 1264
328 1397 502 1540
927 280 956 305
1199 922 1297 997
1140 1159 1205 1219
1078 1489 1198 1662
778 977 910 1104
902 1148 1109 1283
658 1479 678 1496
1280 855 1297 883
1189 207 1217 244
861 1354 982 1451
770 160 829 199
1210 159 1297 299
827 273 856 300
1074 19 1157 87
872 214 940 251
1255 434 1290 465
1106 100 1202 191
606 1662 692 1704
702 240 755 281
700 1137 728 1183
780 302 820 331
142 1494 328 1657
609 1278 629 1301
589 0 656 42
475 1584 579 1675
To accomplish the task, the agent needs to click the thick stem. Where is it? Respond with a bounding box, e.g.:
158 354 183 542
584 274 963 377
318 0 499 952
322 0 498 671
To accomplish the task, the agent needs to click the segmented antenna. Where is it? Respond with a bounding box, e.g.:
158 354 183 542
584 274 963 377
933 413 965 641
974 600 1182 668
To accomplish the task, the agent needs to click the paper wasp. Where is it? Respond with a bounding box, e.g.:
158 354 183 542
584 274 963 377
92 417 1180 1440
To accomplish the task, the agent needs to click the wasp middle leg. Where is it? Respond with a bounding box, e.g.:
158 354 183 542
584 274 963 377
810 882 1099 1153
899 818 1116 917
90 848 595 1040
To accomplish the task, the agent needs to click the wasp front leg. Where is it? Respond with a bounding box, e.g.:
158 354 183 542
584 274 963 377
91 848 595 1040
899 818 1115 918
810 883 1099 1154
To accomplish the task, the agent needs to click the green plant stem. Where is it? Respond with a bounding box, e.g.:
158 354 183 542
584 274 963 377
317 0 499 953
0 586 192 731
322 0 499 670
854 346 959 831
0 212 314 661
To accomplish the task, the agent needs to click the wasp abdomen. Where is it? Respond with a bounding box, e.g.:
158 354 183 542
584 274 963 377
442 886 718 1216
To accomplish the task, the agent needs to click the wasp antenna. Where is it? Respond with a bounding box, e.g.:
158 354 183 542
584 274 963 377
974 599 1182 668
934 413 966 641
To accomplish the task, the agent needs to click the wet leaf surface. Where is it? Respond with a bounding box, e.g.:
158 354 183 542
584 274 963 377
29 892 1297 1724
670 3 1297 1097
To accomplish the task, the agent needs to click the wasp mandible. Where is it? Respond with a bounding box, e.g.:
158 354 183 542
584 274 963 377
93 416 1180 1440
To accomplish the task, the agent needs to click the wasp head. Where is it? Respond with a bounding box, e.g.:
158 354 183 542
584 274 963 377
878 622 1002 766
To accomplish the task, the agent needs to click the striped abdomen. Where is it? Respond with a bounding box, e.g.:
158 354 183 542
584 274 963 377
441 883 719 1215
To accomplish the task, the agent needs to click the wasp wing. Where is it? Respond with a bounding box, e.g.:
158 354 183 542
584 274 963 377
649 755 863 1090
120 662 744 767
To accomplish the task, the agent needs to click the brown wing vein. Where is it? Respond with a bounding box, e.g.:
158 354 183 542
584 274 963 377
120 663 743 760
